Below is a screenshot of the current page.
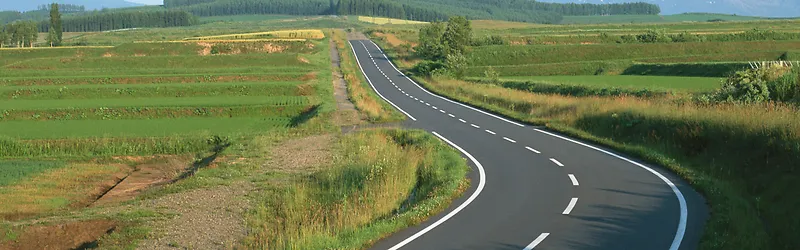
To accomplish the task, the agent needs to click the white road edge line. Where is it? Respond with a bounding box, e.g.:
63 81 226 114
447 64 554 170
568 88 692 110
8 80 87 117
349 41 417 121
366 40 526 127
486 130 496 135
525 146 541 154
549 158 565 167
562 198 578 215
534 128 688 250
388 132 486 250
523 233 550 250
568 174 579 186
503 137 516 143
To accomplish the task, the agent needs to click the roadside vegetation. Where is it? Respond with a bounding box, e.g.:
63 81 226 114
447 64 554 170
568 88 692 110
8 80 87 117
370 16 800 250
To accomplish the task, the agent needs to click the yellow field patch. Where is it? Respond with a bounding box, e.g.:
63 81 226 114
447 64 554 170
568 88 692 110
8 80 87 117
135 39 307 43
358 16 428 25
185 29 325 41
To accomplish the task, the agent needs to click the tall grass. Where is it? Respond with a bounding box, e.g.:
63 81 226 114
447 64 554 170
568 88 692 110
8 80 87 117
416 76 800 249
331 29 404 122
246 129 469 249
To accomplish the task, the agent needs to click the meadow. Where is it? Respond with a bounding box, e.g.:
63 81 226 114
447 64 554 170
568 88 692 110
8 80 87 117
490 75 722 92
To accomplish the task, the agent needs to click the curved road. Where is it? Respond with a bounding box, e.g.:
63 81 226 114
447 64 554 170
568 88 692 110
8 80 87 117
348 39 708 250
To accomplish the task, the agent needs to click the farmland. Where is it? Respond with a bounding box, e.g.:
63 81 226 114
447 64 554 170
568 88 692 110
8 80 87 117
490 75 723 92
0 14 476 250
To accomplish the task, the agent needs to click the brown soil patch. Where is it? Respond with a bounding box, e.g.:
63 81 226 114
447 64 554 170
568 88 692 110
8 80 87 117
136 183 249 250
102 52 115 57
92 158 189 207
263 43 287 53
0 220 116 250
298 56 310 64
266 134 334 173
197 42 213 56
133 53 146 57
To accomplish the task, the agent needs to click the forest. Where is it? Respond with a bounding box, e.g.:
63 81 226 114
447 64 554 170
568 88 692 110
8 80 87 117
38 10 198 32
164 0 661 24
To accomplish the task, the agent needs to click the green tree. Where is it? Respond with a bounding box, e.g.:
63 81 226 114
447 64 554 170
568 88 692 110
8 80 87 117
442 16 472 56
416 22 446 60
49 3 63 46
0 27 8 48
445 53 468 79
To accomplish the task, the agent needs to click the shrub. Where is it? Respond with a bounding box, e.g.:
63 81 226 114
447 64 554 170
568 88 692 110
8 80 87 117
767 68 799 102
636 29 672 43
483 66 500 83
411 60 446 76
712 67 793 103
445 53 469 79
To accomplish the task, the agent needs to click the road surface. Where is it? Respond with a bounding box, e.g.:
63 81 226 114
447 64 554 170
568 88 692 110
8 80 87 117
348 39 708 250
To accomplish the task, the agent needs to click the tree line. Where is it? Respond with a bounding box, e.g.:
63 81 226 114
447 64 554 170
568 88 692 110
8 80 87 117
38 10 198 32
1 4 86 25
0 21 39 48
164 0 661 24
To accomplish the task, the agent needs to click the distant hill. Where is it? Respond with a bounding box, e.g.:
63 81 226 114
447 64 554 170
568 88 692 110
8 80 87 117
0 0 142 12
540 0 800 18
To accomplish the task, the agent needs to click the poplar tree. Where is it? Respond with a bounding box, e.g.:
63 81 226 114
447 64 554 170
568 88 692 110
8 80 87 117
49 3 63 46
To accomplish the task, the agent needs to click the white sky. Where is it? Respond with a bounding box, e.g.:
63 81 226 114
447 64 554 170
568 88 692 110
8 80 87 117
127 0 164 4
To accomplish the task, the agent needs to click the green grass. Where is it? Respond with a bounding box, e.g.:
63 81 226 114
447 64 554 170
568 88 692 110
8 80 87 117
0 81 310 100
0 161 66 186
0 105 313 121
0 96 308 110
246 130 469 249
496 75 723 92
0 117 295 139
7 54 307 70
467 41 800 67
0 72 311 86
561 13 764 24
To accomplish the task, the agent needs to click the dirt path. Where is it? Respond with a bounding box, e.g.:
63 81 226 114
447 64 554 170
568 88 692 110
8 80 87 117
330 33 363 126
135 182 250 250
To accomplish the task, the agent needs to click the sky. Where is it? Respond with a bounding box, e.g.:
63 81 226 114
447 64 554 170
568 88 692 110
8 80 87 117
127 0 163 4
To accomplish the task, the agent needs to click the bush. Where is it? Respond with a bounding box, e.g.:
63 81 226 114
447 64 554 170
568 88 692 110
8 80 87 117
713 67 793 103
471 35 507 46
445 53 469 79
411 60 446 76
636 29 672 43
767 68 799 102
483 66 500 83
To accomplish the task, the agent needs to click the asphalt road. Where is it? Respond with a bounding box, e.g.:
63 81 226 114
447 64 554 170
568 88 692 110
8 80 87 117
348 39 708 250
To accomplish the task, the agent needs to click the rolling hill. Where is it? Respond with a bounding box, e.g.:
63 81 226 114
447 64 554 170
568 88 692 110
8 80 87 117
541 0 800 18
0 0 142 12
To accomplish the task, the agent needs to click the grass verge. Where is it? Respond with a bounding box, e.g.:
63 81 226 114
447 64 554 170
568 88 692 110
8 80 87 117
245 129 470 249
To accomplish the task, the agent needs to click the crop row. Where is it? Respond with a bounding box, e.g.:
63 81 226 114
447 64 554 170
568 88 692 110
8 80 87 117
467 41 800 66
5 54 309 71
0 73 314 86
0 104 313 121
0 116 296 140
0 96 309 110
467 60 749 77
1 81 313 100
185 29 326 40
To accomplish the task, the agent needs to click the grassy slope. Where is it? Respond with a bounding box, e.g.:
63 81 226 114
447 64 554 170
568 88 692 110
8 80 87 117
495 75 723 92
245 129 469 249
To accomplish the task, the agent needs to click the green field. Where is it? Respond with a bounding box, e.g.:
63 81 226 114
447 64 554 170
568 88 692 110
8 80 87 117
496 75 723 92
560 13 764 24
0 34 332 150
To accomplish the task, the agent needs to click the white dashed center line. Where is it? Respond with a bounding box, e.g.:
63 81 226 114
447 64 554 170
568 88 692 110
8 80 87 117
448 114 455 118
549 158 565 167
459 119 467 123
503 137 516 143
568 174 579 186
562 198 578 215
523 233 550 250
485 130 496 135
525 147 541 154
471 124 480 129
